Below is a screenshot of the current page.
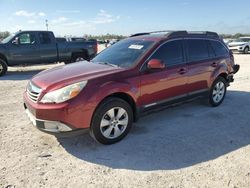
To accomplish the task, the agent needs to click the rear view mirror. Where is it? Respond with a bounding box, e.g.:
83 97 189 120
12 37 19 45
147 59 165 69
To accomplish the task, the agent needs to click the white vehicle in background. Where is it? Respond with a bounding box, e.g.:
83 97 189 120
228 37 250 54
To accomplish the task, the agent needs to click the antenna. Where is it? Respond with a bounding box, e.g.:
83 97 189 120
45 19 49 31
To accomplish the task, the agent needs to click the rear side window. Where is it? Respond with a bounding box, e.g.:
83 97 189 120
187 39 209 62
39 32 52 44
151 40 184 67
210 40 228 57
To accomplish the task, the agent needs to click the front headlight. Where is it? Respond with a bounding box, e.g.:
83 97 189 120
40 81 88 103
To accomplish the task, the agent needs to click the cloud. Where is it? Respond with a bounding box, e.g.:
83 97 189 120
64 20 86 27
15 10 46 17
38 12 46 17
27 20 36 24
15 10 35 17
56 10 80 14
90 10 119 24
51 17 68 24
53 10 119 27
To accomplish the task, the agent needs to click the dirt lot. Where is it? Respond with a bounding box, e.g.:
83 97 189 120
0 55 250 188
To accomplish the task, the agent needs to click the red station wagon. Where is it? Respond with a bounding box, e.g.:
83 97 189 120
24 31 240 144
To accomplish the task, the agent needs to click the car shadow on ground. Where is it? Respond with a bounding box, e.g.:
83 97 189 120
58 90 250 171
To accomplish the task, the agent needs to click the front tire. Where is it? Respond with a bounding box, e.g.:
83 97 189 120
209 77 227 107
243 46 249 54
0 59 8 77
90 97 133 145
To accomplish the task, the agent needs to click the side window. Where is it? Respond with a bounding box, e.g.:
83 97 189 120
210 40 228 57
151 40 184 67
18 33 36 45
187 39 209 62
206 40 216 58
39 32 52 44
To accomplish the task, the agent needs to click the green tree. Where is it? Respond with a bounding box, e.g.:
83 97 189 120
0 31 10 40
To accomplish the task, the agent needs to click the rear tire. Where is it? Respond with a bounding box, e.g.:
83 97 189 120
0 59 8 77
208 77 227 107
71 53 88 63
90 97 133 145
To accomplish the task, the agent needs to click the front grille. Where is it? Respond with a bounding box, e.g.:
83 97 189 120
27 82 42 103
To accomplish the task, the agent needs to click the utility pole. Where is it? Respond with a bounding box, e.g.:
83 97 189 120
45 19 48 31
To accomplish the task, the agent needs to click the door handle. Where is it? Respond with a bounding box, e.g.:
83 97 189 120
178 68 187 75
211 62 218 67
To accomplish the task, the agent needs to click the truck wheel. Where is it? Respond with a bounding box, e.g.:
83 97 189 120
71 53 88 63
208 77 227 107
90 97 133 145
0 59 8 77
243 47 249 54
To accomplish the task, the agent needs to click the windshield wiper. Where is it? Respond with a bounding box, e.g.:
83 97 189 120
98 62 119 67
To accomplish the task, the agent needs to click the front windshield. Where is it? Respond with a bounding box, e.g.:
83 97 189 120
1 34 15 44
92 39 155 68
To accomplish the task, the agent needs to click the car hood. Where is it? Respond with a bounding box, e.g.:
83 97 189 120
228 42 247 46
32 61 123 90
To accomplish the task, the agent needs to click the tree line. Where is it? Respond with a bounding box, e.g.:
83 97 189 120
1 31 250 41
0 31 11 41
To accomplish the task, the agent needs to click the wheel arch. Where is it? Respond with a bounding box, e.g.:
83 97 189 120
71 49 90 62
93 92 138 122
0 53 8 65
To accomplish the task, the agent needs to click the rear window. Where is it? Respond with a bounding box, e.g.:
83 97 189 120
209 40 228 57
39 32 52 44
187 39 209 62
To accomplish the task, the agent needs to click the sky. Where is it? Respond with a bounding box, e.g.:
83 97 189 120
0 0 250 37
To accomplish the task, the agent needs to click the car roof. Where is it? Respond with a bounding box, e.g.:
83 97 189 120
15 30 53 35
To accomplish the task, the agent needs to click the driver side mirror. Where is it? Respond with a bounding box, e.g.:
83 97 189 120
147 59 165 70
12 37 19 45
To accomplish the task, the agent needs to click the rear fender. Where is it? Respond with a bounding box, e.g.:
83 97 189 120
209 63 228 88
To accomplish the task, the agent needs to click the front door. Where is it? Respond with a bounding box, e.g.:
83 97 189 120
139 39 188 109
9 32 40 65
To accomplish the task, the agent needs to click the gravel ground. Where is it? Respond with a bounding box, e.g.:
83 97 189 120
0 55 250 188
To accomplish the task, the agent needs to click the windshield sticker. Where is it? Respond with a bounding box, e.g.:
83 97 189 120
129 45 144 50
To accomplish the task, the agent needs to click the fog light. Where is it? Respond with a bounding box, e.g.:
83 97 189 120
44 122 72 132
57 123 72 132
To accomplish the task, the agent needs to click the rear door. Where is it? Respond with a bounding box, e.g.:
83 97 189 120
185 38 216 94
38 32 58 64
139 39 188 108
8 32 40 65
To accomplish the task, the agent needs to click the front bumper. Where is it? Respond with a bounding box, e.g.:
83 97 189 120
229 46 245 52
23 91 95 136
24 105 88 136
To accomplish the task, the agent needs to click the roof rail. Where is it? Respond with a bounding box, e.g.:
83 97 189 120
130 30 220 39
130 30 176 37
187 31 219 38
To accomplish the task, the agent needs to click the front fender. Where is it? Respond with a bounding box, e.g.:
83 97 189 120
90 80 139 107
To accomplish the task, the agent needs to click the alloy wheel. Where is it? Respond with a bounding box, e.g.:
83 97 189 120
212 81 225 103
75 57 85 62
100 107 129 139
